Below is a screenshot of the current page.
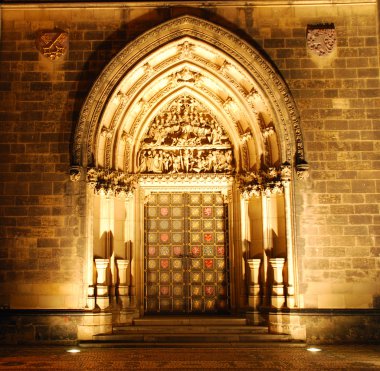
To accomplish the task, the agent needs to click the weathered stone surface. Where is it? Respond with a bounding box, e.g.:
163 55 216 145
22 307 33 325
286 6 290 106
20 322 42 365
0 2 378 347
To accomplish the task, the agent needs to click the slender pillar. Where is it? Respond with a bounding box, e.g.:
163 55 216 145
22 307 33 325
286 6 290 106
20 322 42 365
247 258 261 310
86 185 96 310
117 259 130 308
240 196 250 301
125 194 136 306
283 181 296 308
269 258 285 309
261 190 272 306
95 258 110 310
241 198 251 253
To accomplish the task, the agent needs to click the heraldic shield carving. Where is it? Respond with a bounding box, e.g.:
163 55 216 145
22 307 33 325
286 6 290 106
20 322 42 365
35 29 68 61
137 95 235 174
307 24 336 57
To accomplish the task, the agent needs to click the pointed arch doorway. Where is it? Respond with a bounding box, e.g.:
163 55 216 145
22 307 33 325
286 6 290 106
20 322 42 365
140 93 235 314
72 16 308 321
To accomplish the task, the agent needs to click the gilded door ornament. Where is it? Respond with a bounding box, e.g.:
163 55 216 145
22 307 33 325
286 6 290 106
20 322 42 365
144 192 229 313
35 29 68 61
307 24 336 57
137 95 235 174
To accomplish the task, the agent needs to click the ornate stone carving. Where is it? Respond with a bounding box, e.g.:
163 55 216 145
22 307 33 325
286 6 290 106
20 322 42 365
143 62 154 76
101 126 113 139
35 28 68 61
280 162 292 182
307 24 336 57
178 41 194 58
262 125 275 139
223 97 234 114
240 130 252 144
69 166 82 182
113 91 127 105
121 131 132 144
219 60 231 73
238 163 294 199
246 88 259 105
170 67 201 85
137 95 235 174
87 168 135 198
296 160 310 180
73 16 307 173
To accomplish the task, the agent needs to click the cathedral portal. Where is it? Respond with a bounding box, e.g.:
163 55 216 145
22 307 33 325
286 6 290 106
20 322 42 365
72 16 306 320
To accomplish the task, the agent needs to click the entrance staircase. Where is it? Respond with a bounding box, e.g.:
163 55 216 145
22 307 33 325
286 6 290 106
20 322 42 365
79 316 302 348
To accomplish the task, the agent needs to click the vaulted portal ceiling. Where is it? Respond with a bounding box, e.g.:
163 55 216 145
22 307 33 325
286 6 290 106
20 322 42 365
73 16 306 177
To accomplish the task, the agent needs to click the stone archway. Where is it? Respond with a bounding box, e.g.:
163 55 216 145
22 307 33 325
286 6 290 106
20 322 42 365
71 16 307 319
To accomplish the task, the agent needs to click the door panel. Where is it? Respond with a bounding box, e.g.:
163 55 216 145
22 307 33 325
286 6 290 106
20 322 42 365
144 192 229 314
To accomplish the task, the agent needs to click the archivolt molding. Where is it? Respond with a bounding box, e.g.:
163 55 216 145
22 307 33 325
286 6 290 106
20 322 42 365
73 15 307 180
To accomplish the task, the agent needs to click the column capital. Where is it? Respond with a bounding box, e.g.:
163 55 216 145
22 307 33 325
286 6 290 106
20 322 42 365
247 258 261 270
116 259 130 270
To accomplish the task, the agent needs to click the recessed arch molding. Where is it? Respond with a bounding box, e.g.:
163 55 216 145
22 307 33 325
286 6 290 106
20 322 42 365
71 15 308 189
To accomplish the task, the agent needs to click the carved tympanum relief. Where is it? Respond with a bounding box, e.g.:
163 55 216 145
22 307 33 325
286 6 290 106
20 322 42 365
137 95 235 174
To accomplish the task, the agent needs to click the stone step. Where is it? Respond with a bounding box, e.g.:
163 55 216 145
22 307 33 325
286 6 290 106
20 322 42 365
78 315 303 348
87 332 293 344
113 325 268 334
132 316 248 326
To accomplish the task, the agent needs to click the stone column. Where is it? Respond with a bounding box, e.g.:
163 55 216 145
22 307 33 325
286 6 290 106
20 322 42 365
283 180 296 308
269 258 285 309
247 258 261 309
261 190 272 306
117 259 130 308
86 184 96 310
95 258 110 310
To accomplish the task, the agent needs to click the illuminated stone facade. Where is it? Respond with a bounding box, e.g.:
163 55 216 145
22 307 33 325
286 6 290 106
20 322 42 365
0 1 379 344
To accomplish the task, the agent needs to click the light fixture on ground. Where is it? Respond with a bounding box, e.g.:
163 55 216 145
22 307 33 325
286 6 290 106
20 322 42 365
307 347 322 352
66 349 81 353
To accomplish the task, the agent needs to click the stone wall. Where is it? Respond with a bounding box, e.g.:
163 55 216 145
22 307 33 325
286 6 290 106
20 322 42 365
0 2 379 313
0 310 112 344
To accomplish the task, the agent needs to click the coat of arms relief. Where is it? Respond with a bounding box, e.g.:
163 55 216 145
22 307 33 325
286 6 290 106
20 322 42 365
307 24 336 57
35 28 68 61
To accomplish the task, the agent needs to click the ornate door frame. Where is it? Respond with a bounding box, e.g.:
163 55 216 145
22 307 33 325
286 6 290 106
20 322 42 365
134 176 239 316
72 16 309 318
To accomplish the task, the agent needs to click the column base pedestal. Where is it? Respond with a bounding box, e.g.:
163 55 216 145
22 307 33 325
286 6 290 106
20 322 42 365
271 295 285 309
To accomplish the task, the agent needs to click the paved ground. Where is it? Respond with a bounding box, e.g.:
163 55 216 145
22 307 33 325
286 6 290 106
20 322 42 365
0 344 379 370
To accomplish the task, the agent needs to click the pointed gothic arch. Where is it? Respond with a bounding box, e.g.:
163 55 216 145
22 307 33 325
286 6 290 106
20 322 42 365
72 16 308 318
72 16 306 173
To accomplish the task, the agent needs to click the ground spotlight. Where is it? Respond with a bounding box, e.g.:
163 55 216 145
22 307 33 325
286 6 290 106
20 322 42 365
66 349 81 353
307 347 322 352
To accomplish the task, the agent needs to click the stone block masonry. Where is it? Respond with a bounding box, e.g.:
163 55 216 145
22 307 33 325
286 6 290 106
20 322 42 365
0 1 379 338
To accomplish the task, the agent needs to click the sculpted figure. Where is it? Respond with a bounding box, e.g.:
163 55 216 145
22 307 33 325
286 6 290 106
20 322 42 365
151 150 164 173
146 150 153 171
139 151 148 172
183 149 192 172
163 153 172 172
172 154 182 173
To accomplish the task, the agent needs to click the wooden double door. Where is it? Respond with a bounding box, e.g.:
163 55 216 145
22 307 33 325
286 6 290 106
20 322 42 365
144 192 229 314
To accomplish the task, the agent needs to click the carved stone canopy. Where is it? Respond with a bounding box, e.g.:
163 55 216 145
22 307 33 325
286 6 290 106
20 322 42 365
137 95 235 174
